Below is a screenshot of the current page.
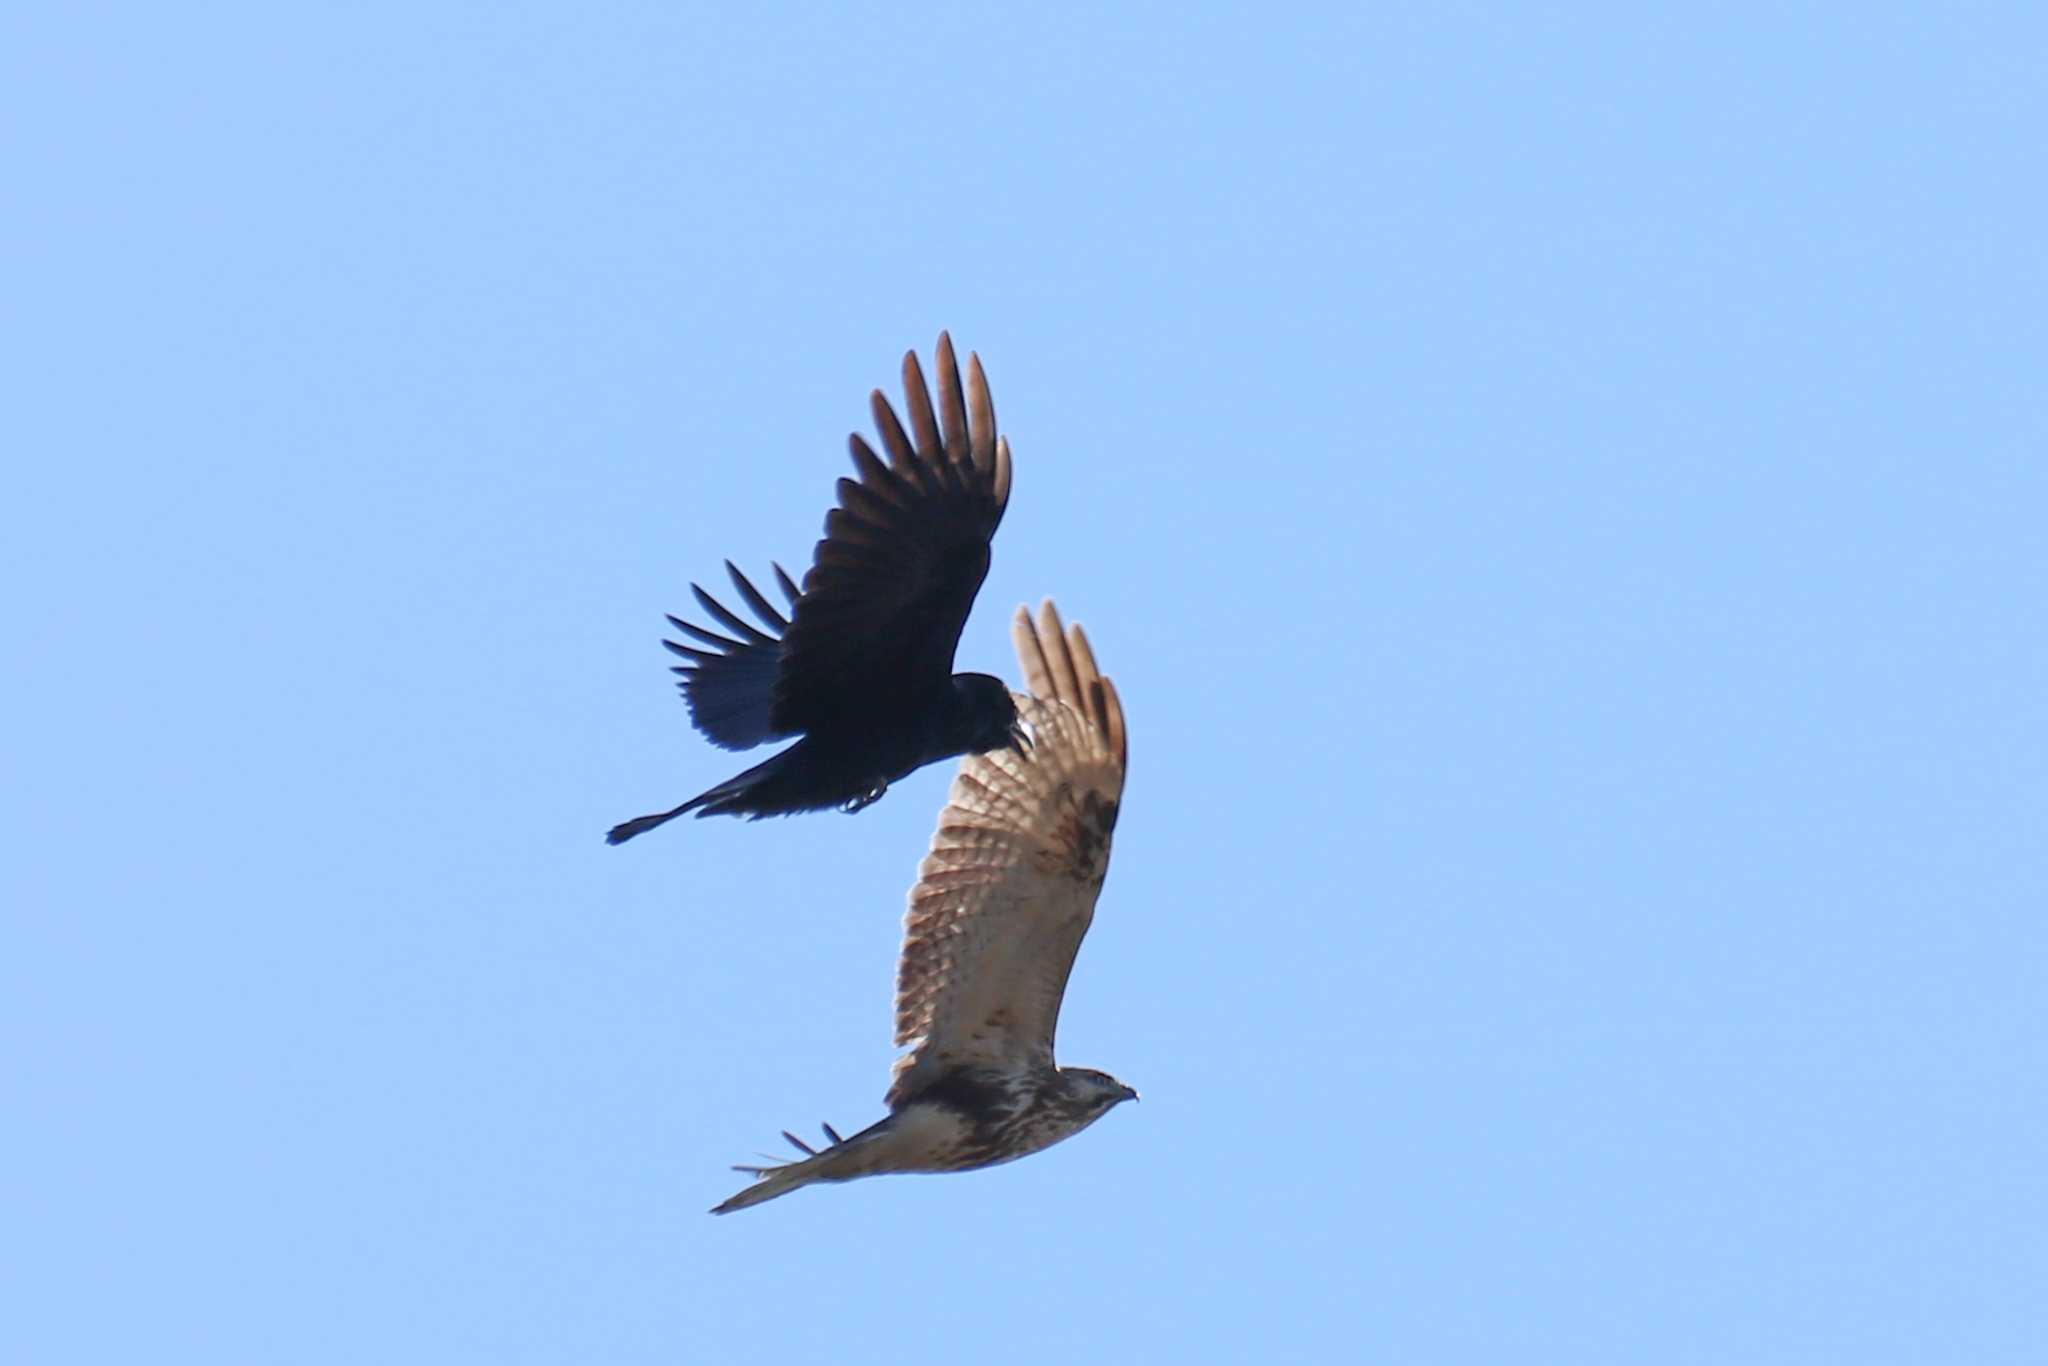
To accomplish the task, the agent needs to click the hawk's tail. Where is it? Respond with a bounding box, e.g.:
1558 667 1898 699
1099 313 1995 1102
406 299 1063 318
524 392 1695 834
710 1121 873 1215
710 1162 818 1215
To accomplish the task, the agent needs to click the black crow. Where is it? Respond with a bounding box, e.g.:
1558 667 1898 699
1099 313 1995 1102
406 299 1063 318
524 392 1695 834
608 334 1023 842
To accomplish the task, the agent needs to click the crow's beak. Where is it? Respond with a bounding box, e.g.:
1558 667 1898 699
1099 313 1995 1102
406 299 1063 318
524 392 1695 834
1006 721 1033 757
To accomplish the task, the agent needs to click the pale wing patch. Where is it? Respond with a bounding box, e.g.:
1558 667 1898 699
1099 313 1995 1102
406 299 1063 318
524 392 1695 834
886 603 1126 1110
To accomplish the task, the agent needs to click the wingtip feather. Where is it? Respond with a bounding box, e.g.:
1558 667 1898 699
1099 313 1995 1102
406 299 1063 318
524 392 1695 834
993 434 1013 510
900 348 940 460
934 332 970 460
1010 600 1125 767
966 351 997 472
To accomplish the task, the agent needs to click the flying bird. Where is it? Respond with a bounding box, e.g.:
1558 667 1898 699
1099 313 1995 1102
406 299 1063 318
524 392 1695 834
608 334 1021 843
712 602 1136 1214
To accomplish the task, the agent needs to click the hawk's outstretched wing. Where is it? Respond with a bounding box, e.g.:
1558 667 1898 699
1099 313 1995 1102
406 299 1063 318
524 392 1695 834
885 602 1127 1110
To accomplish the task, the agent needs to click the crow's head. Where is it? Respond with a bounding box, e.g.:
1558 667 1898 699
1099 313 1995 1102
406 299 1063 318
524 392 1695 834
949 672 1024 756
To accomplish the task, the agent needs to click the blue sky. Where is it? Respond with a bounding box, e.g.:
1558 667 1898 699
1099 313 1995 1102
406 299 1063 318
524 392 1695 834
9 4 2044 1362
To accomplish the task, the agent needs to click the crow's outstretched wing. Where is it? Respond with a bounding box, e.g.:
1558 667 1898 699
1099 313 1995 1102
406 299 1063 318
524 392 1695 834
771 334 1012 734
661 562 801 751
885 602 1126 1110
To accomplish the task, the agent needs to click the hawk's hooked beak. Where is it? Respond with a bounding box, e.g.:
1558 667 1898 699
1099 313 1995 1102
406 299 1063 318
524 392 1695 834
1121 1085 1140 1104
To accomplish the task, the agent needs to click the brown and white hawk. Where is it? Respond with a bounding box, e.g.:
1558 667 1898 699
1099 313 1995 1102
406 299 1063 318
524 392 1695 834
712 601 1134 1214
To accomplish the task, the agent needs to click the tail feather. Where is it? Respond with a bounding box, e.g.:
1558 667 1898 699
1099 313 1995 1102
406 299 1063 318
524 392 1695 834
711 1162 823 1215
605 798 704 844
607 745 812 843
711 1121 874 1215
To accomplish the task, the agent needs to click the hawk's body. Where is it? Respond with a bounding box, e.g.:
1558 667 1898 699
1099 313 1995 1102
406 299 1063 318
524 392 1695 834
712 603 1134 1214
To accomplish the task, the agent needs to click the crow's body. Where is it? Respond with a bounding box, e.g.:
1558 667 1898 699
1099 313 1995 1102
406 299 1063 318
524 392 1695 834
609 334 1019 843
610 663 1015 832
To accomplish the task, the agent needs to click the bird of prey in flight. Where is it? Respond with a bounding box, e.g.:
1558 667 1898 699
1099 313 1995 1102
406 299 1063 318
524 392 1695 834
712 602 1135 1214
608 334 1023 843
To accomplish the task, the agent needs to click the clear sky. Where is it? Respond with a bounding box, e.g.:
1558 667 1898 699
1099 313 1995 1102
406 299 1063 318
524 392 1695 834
9 5 2044 1363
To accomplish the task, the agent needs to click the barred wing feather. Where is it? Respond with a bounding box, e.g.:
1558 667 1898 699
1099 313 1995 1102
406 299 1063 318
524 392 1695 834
886 602 1126 1109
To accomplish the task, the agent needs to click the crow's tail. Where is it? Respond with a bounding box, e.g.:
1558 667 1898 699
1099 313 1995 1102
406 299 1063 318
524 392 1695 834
605 746 807 843
604 799 703 844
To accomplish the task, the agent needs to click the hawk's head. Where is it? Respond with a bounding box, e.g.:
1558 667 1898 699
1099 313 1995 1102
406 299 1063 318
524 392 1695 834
1058 1066 1140 1120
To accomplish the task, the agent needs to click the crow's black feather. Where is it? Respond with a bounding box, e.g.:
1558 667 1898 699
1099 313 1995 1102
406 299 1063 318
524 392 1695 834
609 334 1021 842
